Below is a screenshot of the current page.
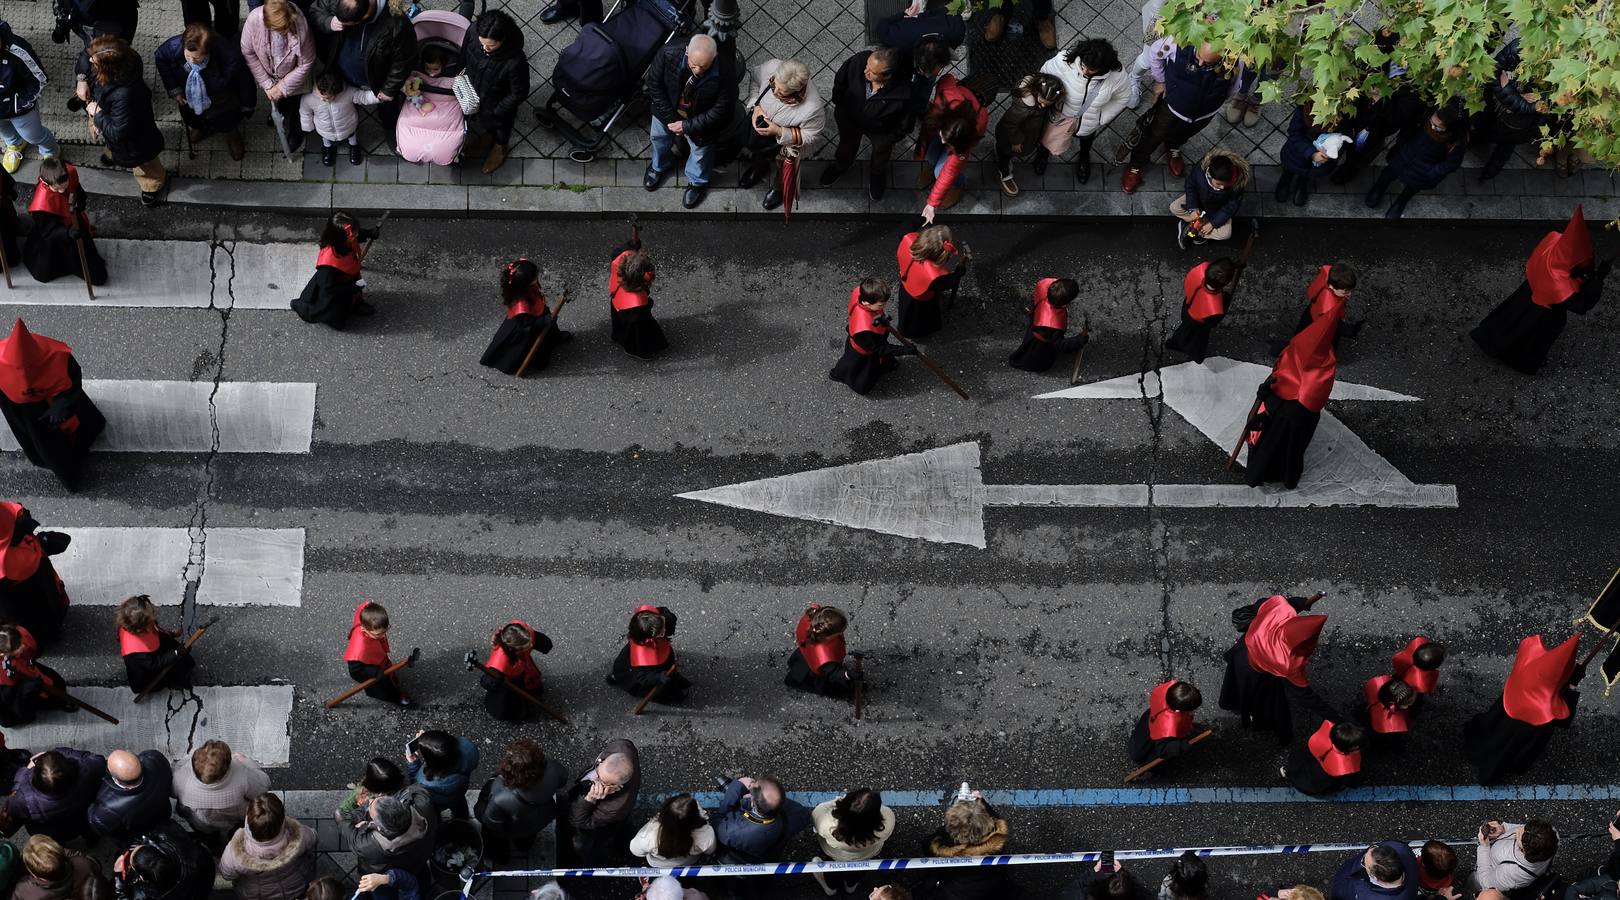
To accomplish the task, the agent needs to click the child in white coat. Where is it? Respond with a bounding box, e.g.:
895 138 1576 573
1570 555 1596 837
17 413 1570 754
298 71 377 167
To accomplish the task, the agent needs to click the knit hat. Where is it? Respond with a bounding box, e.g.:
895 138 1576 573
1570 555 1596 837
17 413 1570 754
373 796 410 837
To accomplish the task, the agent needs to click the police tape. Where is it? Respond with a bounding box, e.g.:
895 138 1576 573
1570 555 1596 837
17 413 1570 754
467 838 1473 881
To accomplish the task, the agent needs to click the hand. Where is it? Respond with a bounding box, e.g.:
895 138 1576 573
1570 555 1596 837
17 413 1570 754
374 93 392 102
738 776 759 790
1277 891 1294 900
76 82 91 102
585 780 616 802
176 96 189 109
267 86 284 102
354 787 373 807
904 0 925 15
667 120 684 134
1198 223 1213 237
1498 71 1511 87
1010 143 1024 155
921 204 937 225
1152 82 1165 97
358 874 390 893
1312 150 1329 164
1483 820 1504 840
1438 887 1460 900
330 17 345 30
84 101 100 117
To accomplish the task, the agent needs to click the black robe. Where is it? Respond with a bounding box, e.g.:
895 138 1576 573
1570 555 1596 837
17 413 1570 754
0 662 67 727
1462 689 1577 785
785 650 861 698
481 311 560 375
1218 597 1336 745
479 630 552 722
124 632 194 694
608 240 668 360
1165 309 1224 364
291 266 362 330
896 269 960 340
606 609 690 704
347 661 404 703
1125 709 1193 766
0 561 70 647
1243 392 1320 490
23 214 107 286
0 356 106 491
829 331 897 395
1283 739 1360 796
1 171 18 271
1009 324 1087 373
1471 272 1607 375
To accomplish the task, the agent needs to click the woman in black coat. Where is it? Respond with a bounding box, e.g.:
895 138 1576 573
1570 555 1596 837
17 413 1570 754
85 36 167 206
473 739 568 862
153 24 257 160
461 9 529 174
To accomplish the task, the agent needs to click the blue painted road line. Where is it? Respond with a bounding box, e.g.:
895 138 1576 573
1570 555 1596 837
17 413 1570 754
637 784 1620 809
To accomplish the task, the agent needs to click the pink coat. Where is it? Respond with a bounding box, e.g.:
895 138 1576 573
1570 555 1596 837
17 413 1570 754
240 5 316 97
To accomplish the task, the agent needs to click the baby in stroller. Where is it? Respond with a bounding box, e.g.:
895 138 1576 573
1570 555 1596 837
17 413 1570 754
395 10 470 166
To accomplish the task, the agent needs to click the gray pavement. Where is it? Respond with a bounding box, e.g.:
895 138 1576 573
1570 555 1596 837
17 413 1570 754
4 0 1617 220
3 208 1620 898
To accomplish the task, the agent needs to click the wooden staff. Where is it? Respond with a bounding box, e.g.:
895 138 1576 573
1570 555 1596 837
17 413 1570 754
1123 729 1211 783
888 326 970 401
632 662 677 716
40 678 118 724
326 647 421 709
72 207 94 300
1225 220 1261 298
359 210 391 261
1068 313 1093 386
515 289 570 378
134 615 219 704
1225 394 1263 472
464 652 569 725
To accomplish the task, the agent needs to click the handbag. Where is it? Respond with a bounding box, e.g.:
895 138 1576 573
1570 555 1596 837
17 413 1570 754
453 72 480 115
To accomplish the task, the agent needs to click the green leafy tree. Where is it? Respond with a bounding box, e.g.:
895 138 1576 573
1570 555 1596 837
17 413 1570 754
1154 0 1620 168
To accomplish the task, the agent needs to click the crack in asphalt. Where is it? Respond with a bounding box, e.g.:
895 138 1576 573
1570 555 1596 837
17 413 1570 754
1134 262 1176 681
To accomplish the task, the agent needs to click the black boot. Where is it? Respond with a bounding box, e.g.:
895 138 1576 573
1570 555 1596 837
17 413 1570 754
1273 171 1294 202
1291 177 1309 207
1073 136 1094 184
1385 189 1415 220
1032 147 1050 176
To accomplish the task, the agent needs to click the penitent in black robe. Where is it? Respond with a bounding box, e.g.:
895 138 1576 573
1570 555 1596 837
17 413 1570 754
1470 271 1607 375
606 609 690 704
23 216 107 286
481 311 558 375
1243 392 1320 490
1125 709 1193 766
1165 309 1224 364
608 240 668 360
896 269 961 340
829 331 898 395
1283 740 1360 796
1217 597 1337 745
291 267 362 330
123 632 194 694
1462 689 1577 785
0 565 70 648
1009 324 1087 373
0 357 106 491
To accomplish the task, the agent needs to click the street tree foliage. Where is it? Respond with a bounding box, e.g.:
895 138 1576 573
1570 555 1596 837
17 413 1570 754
1154 0 1620 168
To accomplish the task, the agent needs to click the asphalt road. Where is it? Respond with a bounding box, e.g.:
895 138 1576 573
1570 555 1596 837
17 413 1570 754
4 203 1618 898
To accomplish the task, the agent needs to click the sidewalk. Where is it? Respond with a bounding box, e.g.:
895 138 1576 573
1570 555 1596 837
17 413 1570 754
6 0 1615 220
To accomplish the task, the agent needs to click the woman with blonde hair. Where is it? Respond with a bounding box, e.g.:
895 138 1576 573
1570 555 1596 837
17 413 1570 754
240 0 316 154
922 793 1015 900
893 224 967 338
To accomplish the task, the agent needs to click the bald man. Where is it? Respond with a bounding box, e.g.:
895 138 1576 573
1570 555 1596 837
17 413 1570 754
556 738 640 870
86 749 173 843
643 33 741 210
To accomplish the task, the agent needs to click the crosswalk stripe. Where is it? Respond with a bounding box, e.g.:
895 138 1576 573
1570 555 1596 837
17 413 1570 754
0 240 305 309
3 685 294 766
51 527 305 607
0 380 317 453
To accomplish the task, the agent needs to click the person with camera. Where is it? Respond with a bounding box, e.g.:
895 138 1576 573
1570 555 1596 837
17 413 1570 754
84 36 166 206
1471 821 1558 894
738 58 825 212
0 20 58 176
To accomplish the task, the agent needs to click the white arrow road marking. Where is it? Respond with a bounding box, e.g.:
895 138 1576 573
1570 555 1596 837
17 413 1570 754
51 527 305 606
0 380 316 453
0 240 306 309
1037 357 1456 508
3 685 294 765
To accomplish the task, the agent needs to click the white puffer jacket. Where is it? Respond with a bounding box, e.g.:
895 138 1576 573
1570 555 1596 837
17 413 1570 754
297 86 377 142
1039 53 1131 137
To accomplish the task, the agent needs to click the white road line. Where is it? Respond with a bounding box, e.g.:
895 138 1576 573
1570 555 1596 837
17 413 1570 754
0 240 305 309
3 685 294 766
0 380 316 453
52 527 305 607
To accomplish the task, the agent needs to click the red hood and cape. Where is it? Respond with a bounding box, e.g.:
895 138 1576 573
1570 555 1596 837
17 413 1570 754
0 320 75 406
1501 634 1580 726
1182 262 1226 321
0 501 44 583
1526 206 1594 308
1244 595 1326 688
1269 310 1339 413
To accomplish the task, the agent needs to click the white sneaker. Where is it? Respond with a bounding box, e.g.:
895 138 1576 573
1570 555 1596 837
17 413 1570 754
1127 79 1143 110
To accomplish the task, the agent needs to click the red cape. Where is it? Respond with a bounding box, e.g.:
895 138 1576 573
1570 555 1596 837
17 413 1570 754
1182 263 1226 321
1270 311 1338 412
1502 634 1579 726
0 502 44 583
1307 720 1361 776
1244 595 1325 688
1526 206 1594 308
0 319 75 405
1392 636 1438 693
1147 679 1193 739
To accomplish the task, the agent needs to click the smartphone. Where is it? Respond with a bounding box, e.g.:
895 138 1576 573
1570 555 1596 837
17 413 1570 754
1099 850 1115 873
405 738 421 758
754 115 768 129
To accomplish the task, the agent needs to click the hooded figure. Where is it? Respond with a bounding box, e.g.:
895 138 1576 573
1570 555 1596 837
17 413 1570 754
1243 311 1339 489
1463 634 1582 785
0 320 106 491
0 503 70 645
1219 594 1334 744
1472 206 1609 374
23 163 107 286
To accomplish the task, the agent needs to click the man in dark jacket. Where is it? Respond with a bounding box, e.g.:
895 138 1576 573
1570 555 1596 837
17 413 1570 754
555 739 639 869
7 748 106 843
644 33 739 210
111 823 215 900
1565 813 1620 900
350 788 436 875
822 47 913 200
1123 40 1243 193
308 0 417 129
86 750 173 844
1330 841 1418 900
712 776 810 863
1477 40 1545 183
0 20 58 175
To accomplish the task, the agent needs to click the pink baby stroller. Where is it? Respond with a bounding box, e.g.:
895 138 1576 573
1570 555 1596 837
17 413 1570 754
395 10 469 166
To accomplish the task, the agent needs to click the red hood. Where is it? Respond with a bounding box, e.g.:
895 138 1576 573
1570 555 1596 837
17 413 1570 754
1502 634 1579 725
0 320 75 405
1270 311 1338 412
1244 595 1326 687
1526 206 1594 308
